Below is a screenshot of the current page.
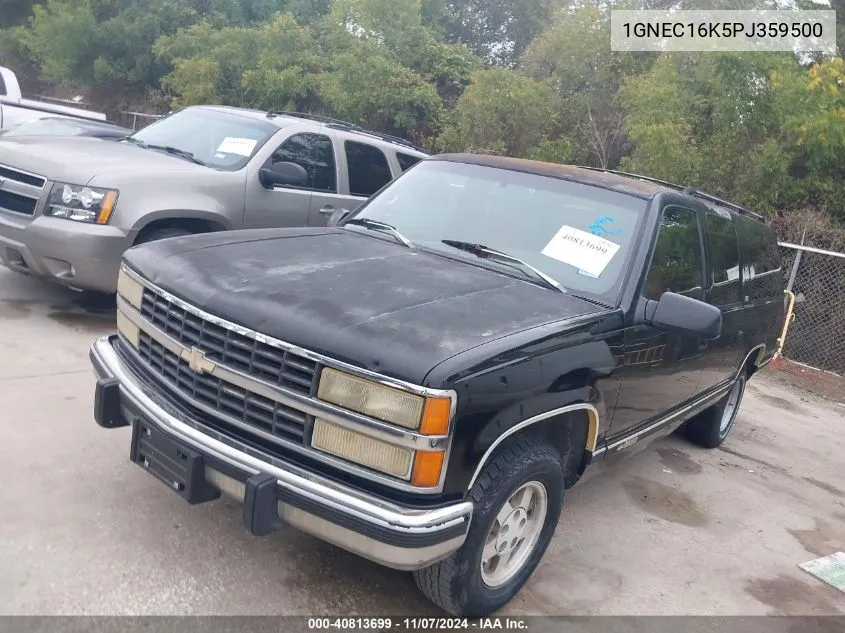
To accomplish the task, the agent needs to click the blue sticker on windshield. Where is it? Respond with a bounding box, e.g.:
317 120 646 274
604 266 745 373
588 216 622 238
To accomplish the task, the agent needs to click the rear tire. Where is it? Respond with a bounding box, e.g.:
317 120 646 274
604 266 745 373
413 435 564 617
684 375 747 448
136 227 192 245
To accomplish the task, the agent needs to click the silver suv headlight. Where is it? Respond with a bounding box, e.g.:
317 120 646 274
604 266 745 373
46 182 118 224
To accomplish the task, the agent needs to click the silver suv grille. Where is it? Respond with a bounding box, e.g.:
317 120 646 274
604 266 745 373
136 288 318 442
0 164 45 216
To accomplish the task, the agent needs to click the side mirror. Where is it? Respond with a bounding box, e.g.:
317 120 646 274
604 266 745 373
326 209 352 227
645 292 722 340
259 161 308 189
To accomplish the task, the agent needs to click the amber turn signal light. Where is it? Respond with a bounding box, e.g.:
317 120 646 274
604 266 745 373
411 450 445 487
420 396 451 436
96 191 119 225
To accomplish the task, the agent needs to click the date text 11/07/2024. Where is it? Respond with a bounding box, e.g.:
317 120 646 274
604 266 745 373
307 617 529 630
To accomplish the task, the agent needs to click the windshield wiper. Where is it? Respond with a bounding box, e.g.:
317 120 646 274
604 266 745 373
441 240 566 294
145 144 206 166
119 136 147 147
344 218 413 248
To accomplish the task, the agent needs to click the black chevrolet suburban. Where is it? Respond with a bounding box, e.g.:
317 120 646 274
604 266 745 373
90 154 785 616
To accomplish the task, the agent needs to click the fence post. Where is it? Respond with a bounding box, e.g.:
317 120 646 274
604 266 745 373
775 290 796 359
785 249 802 292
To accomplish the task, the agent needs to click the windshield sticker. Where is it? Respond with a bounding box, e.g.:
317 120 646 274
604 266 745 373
541 225 621 277
216 137 257 156
588 216 623 238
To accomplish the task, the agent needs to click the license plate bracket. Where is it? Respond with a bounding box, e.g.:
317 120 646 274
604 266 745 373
130 418 220 505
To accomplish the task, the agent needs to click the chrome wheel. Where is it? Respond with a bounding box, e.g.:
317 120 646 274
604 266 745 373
719 379 745 435
480 481 548 588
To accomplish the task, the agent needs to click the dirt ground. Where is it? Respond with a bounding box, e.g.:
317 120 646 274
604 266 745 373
0 267 843 616
765 356 844 404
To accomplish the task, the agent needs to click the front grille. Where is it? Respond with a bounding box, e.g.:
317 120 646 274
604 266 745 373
0 165 46 189
0 190 37 215
138 332 309 442
140 288 317 396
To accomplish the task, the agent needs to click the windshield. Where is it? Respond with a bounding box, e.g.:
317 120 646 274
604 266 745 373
345 160 649 304
130 107 278 171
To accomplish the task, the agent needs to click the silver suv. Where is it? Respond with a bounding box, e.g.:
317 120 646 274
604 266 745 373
0 106 427 293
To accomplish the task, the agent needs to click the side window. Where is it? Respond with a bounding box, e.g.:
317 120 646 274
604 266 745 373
397 152 423 172
644 206 704 301
736 216 782 299
345 141 392 197
269 133 336 193
706 212 741 305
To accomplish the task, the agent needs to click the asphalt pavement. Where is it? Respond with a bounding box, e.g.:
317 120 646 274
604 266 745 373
1 267 843 616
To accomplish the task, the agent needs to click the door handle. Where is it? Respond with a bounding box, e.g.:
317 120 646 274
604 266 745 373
737 330 745 339
319 205 335 215
698 341 709 352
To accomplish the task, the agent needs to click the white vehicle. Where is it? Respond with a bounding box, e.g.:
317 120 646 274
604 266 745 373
0 66 108 130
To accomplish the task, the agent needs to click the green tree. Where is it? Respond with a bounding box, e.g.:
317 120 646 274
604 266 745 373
438 68 558 156
522 4 652 167
16 0 197 106
422 0 560 68
618 51 845 221
155 15 322 110
0 0 36 28
327 0 479 104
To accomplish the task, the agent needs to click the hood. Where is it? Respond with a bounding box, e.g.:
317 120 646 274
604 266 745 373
124 228 607 385
0 136 206 184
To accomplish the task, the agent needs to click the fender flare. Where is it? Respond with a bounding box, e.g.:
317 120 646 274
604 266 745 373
466 402 599 489
735 343 766 379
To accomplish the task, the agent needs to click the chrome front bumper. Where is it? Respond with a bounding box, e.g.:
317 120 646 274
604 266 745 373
90 335 473 571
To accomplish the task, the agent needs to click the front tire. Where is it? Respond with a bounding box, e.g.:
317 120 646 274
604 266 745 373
684 375 747 448
413 435 564 617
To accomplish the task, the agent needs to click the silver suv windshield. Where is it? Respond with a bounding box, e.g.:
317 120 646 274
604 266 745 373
344 160 649 303
129 107 278 171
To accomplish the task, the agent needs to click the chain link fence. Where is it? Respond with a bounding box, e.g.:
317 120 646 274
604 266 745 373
778 242 845 375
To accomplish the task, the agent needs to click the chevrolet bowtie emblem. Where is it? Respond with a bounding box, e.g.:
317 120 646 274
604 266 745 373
181 347 216 375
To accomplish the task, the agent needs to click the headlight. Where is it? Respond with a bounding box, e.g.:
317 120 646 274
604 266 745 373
116 266 144 310
317 367 451 434
312 419 413 478
47 182 118 224
311 419 445 487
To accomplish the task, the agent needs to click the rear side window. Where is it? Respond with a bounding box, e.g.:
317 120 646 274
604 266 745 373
0 74 6 96
736 216 782 300
397 152 423 172
644 206 704 301
706 212 741 305
736 217 780 276
345 141 392 197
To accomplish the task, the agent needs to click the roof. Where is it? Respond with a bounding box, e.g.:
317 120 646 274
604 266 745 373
429 153 766 223
431 153 677 198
